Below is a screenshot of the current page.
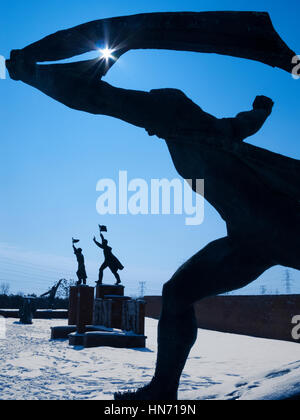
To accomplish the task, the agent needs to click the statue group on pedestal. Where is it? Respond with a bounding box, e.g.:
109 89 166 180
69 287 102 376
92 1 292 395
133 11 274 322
72 225 124 286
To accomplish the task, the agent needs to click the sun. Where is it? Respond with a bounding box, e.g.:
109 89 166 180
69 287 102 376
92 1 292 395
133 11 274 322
99 47 115 60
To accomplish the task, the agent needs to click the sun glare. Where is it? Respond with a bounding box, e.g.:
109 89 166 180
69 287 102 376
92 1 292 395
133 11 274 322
99 47 115 60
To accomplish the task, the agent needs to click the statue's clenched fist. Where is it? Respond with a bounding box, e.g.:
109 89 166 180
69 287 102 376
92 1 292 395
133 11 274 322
253 95 274 114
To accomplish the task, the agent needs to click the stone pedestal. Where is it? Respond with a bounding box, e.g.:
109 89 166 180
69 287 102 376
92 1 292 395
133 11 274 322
51 324 109 340
93 297 146 335
96 284 124 299
19 297 36 325
68 286 94 333
68 287 78 325
136 300 146 336
69 333 85 346
110 296 131 329
52 283 146 349
51 325 77 339
84 331 146 348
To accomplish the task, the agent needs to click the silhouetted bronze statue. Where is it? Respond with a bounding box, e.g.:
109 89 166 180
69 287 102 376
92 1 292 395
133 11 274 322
40 279 63 307
72 239 87 286
5 11 298 400
93 234 124 285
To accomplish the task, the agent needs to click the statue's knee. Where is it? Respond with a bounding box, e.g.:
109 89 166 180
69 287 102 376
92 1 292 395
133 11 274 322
162 280 181 307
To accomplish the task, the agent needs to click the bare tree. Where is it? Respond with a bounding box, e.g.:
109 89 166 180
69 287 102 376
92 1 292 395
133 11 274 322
260 285 267 295
0 282 10 295
56 279 76 299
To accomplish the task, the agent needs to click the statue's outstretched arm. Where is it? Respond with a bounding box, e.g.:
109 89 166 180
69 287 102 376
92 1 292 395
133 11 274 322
13 12 295 73
93 237 104 249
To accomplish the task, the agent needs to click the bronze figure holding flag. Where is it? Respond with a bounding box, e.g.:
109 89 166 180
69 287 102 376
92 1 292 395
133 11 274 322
72 238 88 286
93 226 124 285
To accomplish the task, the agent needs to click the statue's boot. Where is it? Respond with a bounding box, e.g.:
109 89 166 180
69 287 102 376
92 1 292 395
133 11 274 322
114 383 177 401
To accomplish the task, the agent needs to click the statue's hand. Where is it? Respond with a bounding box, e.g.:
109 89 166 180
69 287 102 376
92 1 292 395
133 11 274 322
253 96 274 114
6 50 35 81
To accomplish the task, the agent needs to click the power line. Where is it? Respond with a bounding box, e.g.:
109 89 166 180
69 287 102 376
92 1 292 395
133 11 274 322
0 268 73 283
0 265 70 278
0 255 73 274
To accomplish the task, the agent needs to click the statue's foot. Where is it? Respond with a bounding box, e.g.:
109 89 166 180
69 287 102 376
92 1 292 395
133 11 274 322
114 383 177 401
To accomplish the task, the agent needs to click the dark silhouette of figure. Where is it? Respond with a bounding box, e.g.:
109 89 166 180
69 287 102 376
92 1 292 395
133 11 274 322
40 279 63 308
93 234 124 285
73 243 87 286
5 12 298 400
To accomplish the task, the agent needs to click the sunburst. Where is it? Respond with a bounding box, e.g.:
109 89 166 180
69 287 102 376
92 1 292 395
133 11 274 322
99 47 115 60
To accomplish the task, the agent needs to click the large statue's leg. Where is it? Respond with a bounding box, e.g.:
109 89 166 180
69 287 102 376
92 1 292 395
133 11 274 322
115 236 273 400
9 12 296 73
6 58 173 131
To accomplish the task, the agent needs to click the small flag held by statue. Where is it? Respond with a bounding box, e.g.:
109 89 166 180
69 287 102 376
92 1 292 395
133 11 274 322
72 238 80 244
99 225 108 233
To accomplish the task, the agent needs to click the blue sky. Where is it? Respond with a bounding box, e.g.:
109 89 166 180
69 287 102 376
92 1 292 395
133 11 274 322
0 0 299 296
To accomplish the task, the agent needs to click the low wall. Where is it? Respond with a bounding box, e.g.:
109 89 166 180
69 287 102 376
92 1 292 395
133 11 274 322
0 309 68 319
144 295 300 343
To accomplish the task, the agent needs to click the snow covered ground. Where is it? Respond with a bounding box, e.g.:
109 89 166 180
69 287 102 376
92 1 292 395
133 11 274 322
0 317 299 400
